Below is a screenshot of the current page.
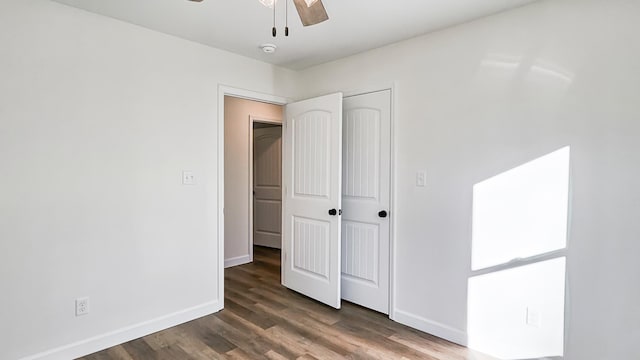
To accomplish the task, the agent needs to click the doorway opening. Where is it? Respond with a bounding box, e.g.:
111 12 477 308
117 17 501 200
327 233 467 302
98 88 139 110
250 119 283 252
223 95 284 271
218 86 394 319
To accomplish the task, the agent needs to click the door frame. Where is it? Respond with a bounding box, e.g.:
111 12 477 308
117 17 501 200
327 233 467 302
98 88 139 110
218 85 289 307
248 115 283 262
343 83 397 319
217 84 397 319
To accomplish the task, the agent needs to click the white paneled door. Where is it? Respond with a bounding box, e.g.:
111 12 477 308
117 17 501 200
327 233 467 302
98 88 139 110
341 90 391 314
282 93 343 309
253 126 282 249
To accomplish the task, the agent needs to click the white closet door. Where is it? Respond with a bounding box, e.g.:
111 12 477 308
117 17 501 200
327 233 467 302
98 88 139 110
341 90 391 314
282 93 343 309
253 126 282 249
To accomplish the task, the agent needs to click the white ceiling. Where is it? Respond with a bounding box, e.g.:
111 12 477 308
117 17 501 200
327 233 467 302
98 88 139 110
52 0 537 70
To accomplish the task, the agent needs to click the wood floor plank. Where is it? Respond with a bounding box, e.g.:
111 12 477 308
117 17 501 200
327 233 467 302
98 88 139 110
187 347 225 360
167 325 225 359
154 344 194 360
224 298 277 330
237 287 289 311
120 338 158 359
78 246 496 360
210 306 306 359
225 348 253 360
296 354 321 360
103 346 134 360
143 328 176 351
82 351 115 360
265 325 344 359
252 301 360 355
389 334 463 360
265 349 289 360
214 308 265 336
203 314 276 359
202 332 236 354
224 287 260 308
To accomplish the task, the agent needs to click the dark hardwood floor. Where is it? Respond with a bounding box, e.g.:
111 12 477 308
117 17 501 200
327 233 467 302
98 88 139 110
80 246 494 360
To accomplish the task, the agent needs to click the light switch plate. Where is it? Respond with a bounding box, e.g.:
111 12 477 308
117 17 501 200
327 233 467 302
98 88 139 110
416 171 426 187
526 307 542 328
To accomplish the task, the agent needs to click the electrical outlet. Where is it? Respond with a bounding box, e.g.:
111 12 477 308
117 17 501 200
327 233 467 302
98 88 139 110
182 171 195 185
76 297 89 316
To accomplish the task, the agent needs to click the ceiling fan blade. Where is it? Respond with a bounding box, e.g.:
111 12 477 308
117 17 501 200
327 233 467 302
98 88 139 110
292 0 329 26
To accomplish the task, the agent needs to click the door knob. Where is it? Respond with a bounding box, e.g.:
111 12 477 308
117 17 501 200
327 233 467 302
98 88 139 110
329 209 337 216
378 210 388 218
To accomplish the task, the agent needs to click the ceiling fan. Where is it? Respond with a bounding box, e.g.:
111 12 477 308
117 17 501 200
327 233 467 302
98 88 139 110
188 0 329 37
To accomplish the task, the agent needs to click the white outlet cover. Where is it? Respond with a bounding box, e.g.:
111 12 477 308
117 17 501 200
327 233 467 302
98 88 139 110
182 171 195 185
76 297 89 316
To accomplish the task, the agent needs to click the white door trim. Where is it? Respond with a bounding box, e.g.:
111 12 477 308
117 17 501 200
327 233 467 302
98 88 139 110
343 83 398 320
217 84 397 320
248 115 283 260
217 85 288 307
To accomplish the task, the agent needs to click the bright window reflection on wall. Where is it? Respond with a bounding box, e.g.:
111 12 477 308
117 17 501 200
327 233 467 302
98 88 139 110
469 258 566 359
468 147 570 360
472 147 570 270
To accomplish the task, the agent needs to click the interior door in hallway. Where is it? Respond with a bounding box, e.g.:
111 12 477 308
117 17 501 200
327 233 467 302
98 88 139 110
341 90 391 314
282 92 343 309
253 125 283 249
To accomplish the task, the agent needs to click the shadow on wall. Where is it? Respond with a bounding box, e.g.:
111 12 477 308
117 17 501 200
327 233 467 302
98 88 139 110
468 147 571 359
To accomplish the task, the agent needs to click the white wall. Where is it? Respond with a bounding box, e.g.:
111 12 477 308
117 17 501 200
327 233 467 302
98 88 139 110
3 0 639 359
468 258 566 359
0 1 294 359
224 97 282 267
295 0 640 358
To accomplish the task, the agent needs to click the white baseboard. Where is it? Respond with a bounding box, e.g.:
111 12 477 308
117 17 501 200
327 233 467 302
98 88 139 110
254 240 282 249
254 235 281 249
224 254 252 268
393 308 468 346
20 300 222 360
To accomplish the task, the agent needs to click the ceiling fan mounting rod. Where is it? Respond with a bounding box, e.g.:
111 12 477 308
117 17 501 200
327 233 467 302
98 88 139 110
272 0 277 37
272 0 290 38
186 0 328 38
285 0 289 36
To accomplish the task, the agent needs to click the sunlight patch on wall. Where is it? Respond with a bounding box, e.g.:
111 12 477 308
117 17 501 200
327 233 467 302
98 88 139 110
471 147 570 270
468 258 566 359
468 147 570 359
